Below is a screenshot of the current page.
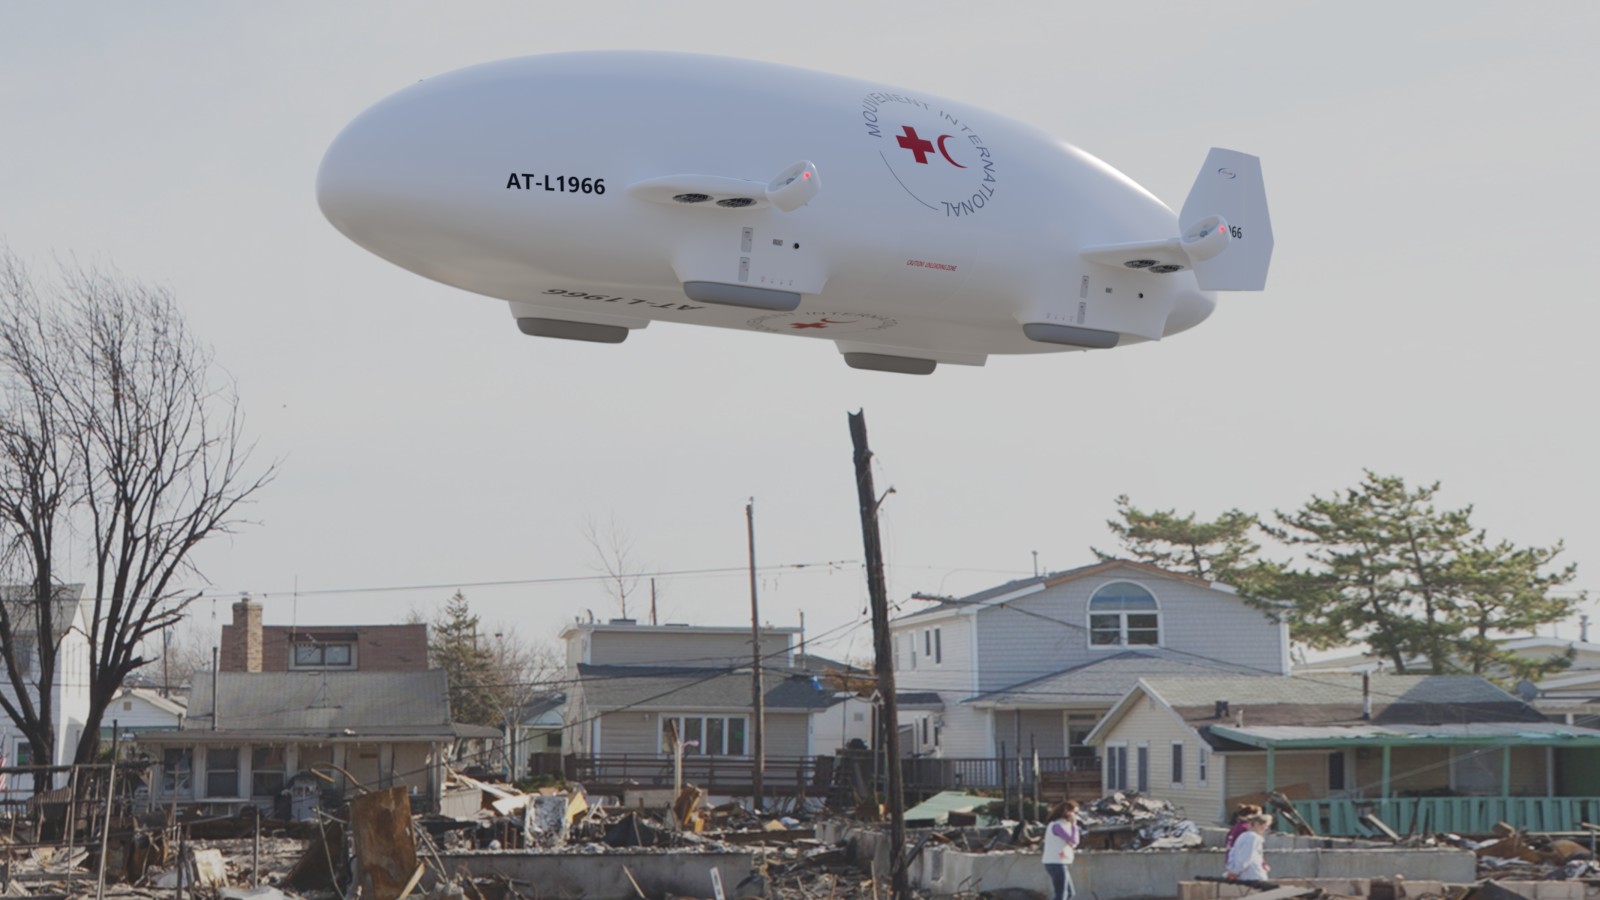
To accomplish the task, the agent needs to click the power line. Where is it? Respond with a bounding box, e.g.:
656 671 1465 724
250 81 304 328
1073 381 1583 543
177 559 861 602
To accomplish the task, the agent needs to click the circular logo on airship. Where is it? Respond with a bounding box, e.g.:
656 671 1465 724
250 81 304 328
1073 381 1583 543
858 92 998 217
748 312 897 334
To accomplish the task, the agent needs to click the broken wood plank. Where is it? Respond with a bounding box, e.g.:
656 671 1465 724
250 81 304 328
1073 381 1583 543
351 786 420 900
1268 791 1316 837
1360 811 1402 842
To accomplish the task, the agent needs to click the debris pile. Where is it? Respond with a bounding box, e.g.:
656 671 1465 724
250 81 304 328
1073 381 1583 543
1453 823 1599 881
1077 791 1203 850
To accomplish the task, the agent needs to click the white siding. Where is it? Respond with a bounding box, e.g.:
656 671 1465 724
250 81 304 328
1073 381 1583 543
940 703 993 757
975 568 1286 693
812 697 872 754
889 615 974 694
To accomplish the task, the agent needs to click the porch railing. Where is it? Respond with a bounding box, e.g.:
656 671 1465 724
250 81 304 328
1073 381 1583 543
565 754 822 798
1293 796 1600 836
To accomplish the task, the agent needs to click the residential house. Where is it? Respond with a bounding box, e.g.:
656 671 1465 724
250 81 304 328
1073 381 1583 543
509 691 566 779
100 687 187 741
1298 634 1600 726
559 619 837 797
135 669 495 814
886 560 1289 778
1085 672 1600 834
1 584 92 802
220 597 430 672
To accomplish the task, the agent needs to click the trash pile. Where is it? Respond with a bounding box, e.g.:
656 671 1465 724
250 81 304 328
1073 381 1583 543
1078 791 1203 850
1441 823 1600 882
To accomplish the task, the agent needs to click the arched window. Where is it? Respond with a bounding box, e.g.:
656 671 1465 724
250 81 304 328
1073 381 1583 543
1088 582 1160 646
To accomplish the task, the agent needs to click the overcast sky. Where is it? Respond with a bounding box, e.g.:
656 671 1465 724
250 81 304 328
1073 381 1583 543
3 1 1595 665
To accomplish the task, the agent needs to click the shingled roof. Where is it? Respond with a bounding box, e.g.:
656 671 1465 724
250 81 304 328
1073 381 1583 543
159 670 458 740
577 664 835 712
969 649 1264 707
1146 672 1547 728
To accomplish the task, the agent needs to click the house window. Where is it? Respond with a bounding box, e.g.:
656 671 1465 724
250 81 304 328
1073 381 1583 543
893 636 902 671
1328 750 1346 792
660 716 748 756
1170 742 1185 787
13 740 33 766
1067 714 1099 764
920 718 929 745
206 746 242 797
1198 746 1209 785
1088 582 1160 646
292 641 355 669
252 746 286 797
1136 744 1150 792
162 748 192 795
934 628 942 664
1106 744 1129 790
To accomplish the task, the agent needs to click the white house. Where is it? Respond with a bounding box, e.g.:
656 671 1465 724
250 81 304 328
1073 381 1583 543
1 584 93 801
887 560 1290 766
101 687 187 741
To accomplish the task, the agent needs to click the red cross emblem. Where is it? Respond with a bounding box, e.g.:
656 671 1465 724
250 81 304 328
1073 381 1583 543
789 317 857 330
896 126 937 164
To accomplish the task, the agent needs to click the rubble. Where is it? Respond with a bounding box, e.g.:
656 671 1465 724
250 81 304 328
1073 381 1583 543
7 763 1599 900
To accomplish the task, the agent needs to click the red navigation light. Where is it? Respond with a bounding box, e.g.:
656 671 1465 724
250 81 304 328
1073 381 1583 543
803 171 812 180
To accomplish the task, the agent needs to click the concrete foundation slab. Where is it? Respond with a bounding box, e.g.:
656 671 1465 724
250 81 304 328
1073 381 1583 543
433 849 756 899
834 827 1476 900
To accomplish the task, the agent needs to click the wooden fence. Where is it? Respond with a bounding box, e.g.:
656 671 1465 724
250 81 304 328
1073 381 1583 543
563 753 1101 801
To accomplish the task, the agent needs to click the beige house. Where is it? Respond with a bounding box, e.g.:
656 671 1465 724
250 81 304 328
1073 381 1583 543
1086 672 1600 834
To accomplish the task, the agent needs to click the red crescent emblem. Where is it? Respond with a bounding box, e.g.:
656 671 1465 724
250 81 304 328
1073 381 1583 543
937 135 967 168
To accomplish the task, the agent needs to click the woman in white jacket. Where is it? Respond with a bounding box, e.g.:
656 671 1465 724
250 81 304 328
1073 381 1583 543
1041 800 1082 900
1225 813 1273 882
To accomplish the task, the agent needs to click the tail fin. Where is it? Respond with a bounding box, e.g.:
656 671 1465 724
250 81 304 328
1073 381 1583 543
1179 148 1273 291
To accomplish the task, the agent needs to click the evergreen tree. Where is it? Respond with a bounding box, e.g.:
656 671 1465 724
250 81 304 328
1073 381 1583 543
1271 472 1577 676
429 592 511 727
1094 494 1284 596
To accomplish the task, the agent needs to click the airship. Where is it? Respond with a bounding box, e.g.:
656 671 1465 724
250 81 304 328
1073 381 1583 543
317 51 1273 374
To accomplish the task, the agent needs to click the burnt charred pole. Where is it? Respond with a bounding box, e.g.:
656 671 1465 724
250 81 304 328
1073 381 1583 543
848 410 907 900
747 498 765 814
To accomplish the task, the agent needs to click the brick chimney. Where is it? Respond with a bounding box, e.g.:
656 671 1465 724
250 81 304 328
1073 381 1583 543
231 595 263 673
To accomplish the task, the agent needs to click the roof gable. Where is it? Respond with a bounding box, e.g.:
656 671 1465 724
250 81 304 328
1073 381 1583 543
897 559 1244 624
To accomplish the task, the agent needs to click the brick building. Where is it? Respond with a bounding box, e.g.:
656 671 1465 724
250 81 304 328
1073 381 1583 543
219 597 430 672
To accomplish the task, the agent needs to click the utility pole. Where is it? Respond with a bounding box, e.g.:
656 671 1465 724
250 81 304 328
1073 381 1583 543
848 410 907 900
747 499 765 814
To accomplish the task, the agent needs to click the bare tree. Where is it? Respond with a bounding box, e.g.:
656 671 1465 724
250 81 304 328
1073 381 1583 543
582 515 644 620
0 253 74 782
0 248 275 768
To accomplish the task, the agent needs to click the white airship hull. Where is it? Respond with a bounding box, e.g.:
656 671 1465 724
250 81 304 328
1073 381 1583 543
318 51 1271 372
